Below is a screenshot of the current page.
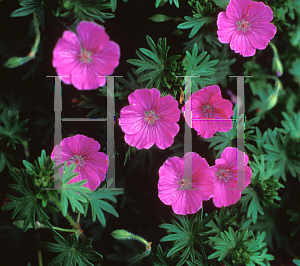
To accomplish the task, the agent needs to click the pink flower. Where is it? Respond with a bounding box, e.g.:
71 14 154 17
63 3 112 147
217 0 277 57
52 21 120 90
118 88 180 149
158 152 214 215
182 85 234 139
210 147 252 207
51 134 108 191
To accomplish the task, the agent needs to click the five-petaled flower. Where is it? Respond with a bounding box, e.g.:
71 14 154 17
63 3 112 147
210 147 252 207
118 88 180 149
182 85 234 139
158 152 215 215
51 134 108 191
52 21 120 90
217 0 277 57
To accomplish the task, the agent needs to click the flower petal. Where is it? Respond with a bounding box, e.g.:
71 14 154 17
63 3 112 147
76 21 109 52
230 30 256 56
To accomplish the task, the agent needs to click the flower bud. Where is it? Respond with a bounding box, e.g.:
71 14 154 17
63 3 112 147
265 80 282 111
4 56 31 68
272 54 283 77
63 0 75 10
111 229 131 240
149 14 171 22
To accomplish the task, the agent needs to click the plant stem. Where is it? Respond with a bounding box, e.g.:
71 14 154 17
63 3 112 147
37 222 77 233
29 12 41 59
51 196 79 230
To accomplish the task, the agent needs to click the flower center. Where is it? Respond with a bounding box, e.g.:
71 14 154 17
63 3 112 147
236 19 251 32
144 110 159 125
71 155 85 167
78 49 92 64
216 168 232 183
202 104 215 118
178 177 192 190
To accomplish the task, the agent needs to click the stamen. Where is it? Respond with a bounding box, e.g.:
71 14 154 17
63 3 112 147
144 110 159 125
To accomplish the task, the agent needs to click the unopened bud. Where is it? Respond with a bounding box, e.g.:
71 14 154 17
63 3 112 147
13 220 30 229
265 78 282 111
272 55 283 77
63 0 74 10
111 229 131 240
149 14 171 22
4 56 32 68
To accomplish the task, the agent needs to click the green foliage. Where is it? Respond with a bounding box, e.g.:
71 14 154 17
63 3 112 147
208 207 241 237
263 129 300 181
239 155 283 224
10 0 44 29
23 150 57 208
150 244 175 266
11 0 42 17
294 259 300 265
159 210 216 265
0 107 30 172
178 0 215 38
59 162 91 216
155 0 179 8
57 0 115 24
208 228 274 265
127 35 181 90
84 187 123 227
183 43 219 91
212 0 229 9
41 230 102 266
203 104 259 158
287 206 300 237
1 169 51 232
279 111 300 140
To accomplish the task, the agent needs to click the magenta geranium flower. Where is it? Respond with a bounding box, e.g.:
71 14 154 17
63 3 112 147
158 152 214 215
210 147 252 208
52 21 120 90
118 88 180 149
217 0 277 57
182 85 234 139
51 134 108 191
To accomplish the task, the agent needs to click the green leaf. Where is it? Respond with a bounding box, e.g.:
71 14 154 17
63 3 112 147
127 35 181 89
178 16 212 38
155 0 179 8
11 0 42 17
1 169 50 232
59 162 91 216
159 211 211 265
84 188 123 227
41 230 102 266
213 0 230 9
183 43 218 91
293 259 300 266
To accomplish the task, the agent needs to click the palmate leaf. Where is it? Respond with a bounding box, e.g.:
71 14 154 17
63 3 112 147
127 35 181 89
59 162 91 216
11 0 42 17
239 155 283 224
41 230 102 266
1 169 51 232
155 0 179 8
183 43 218 91
84 186 123 227
159 211 216 265
209 228 273 265
178 16 212 38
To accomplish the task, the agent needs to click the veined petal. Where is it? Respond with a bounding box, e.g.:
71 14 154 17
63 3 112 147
77 21 109 52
